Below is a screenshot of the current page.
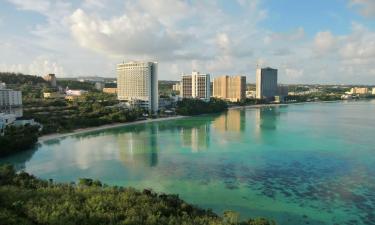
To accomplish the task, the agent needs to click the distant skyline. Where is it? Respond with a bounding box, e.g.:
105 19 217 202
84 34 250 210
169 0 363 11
0 0 374 84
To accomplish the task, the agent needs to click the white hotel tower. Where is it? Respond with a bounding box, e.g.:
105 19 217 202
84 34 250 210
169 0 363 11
117 61 158 113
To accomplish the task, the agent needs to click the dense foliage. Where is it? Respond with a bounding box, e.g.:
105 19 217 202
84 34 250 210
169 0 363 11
23 93 143 134
0 72 50 100
159 80 179 96
0 165 275 225
57 79 96 91
0 72 47 85
0 125 39 157
285 93 342 102
176 98 228 116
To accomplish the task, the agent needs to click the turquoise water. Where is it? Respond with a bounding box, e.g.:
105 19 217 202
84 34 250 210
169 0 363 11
2 100 375 225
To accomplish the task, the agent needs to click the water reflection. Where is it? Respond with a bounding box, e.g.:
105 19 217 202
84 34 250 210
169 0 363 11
117 123 159 168
0 146 37 170
180 124 210 152
213 110 246 133
254 106 282 143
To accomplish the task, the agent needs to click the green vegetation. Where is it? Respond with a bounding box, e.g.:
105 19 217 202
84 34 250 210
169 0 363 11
23 92 143 134
0 72 47 85
237 98 267 106
0 125 39 157
0 165 275 225
159 80 179 96
0 72 49 100
57 79 96 91
285 93 342 102
176 98 228 116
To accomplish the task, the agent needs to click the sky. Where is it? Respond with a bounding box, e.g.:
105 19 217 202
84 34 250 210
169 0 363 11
0 0 374 84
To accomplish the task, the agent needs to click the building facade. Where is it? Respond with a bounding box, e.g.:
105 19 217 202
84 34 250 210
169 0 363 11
103 88 117 94
66 89 88 96
117 61 158 113
43 74 57 87
43 92 64 99
0 89 22 110
256 67 278 100
172 83 181 92
181 72 210 101
372 88 375 95
213 75 246 102
181 75 193 98
350 87 369 95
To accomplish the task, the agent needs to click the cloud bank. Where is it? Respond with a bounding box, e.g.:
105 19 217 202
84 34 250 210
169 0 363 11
1 0 375 84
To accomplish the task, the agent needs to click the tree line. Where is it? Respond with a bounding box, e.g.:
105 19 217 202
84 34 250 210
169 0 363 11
0 165 275 225
0 125 39 157
176 98 228 116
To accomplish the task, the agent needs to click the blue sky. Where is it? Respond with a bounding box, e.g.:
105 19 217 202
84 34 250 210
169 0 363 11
0 0 374 84
260 0 374 34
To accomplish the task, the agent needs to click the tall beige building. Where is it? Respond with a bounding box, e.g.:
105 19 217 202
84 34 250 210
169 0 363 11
213 75 246 102
181 72 210 100
117 61 158 113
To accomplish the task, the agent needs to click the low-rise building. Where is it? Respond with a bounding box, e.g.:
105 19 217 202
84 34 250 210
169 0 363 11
172 83 181 92
0 113 16 135
66 89 88 96
350 87 369 95
43 92 65 99
103 88 117 94
65 95 80 101
159 97 176 109
372 88 375 95
246 90 256 99
13 118 41 129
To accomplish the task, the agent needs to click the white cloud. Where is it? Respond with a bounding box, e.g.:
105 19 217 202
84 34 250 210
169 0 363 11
349 0 375 17
313 31 336 54
7 0 50 13
1 0 375 84
285 68 304 79
69 8 189 58
0 58 65 76
339 24 375 65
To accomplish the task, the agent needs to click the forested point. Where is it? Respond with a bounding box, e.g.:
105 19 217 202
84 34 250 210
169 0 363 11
0 125 39 157
176 98 228 116
0 165 275 225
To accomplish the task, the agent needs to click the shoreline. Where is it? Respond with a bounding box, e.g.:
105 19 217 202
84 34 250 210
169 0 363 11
38 116 188 142
39 99 371 142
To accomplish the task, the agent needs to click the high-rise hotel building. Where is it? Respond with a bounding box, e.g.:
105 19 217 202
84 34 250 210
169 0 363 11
117 61 158 113
256 67 278 100
213 75 246 102
181 72 210 101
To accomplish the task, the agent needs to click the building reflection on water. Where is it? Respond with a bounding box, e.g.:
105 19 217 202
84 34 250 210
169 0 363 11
255 106 282 141
117 123 158 168
180 124 210 152
212 109 245 133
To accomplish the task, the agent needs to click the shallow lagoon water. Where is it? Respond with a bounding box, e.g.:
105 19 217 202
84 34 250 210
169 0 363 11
2 100 375 225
